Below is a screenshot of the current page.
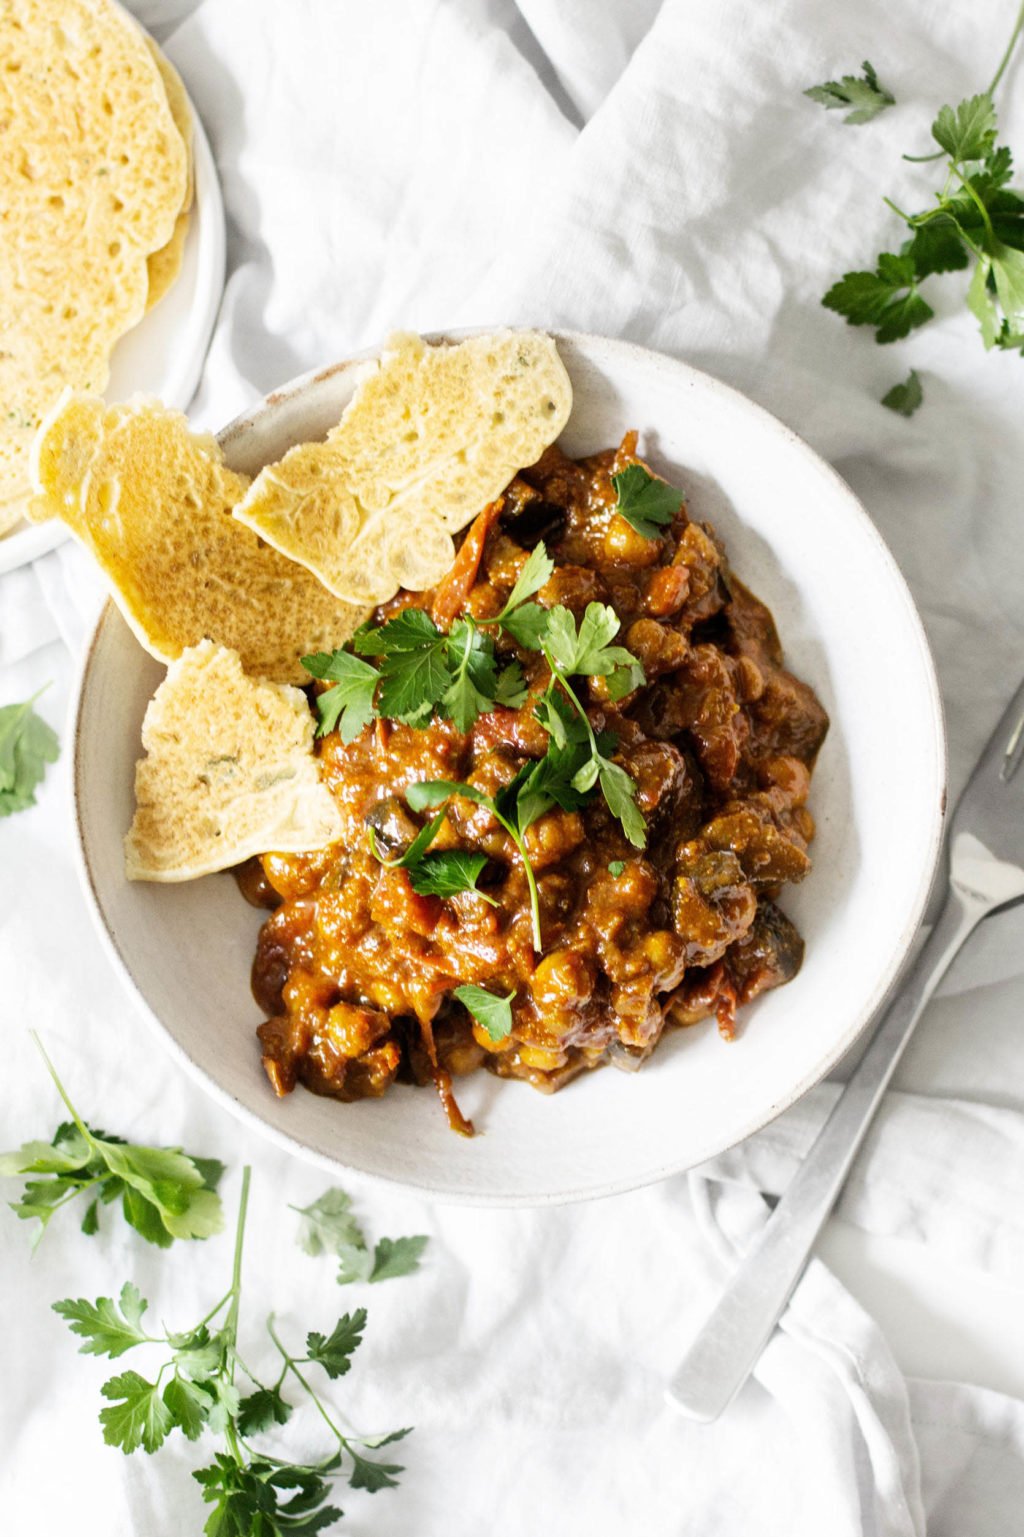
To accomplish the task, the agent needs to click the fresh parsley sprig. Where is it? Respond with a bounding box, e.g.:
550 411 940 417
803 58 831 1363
0 686 58 818
819 6 1024 400
292 1186 429 1286
0 1035 223 1248
54 1168 413 1535
804 60 894 125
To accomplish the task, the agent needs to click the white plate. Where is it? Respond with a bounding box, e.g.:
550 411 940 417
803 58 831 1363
72 331 946 1206
0 68 225 575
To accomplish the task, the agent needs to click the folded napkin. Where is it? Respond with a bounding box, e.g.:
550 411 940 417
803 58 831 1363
2 2 1024 1533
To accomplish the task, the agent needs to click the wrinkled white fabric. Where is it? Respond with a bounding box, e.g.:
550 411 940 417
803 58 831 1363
2 1 1023 1532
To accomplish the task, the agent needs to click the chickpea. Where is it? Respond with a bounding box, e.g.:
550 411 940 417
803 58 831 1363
532 948 595 1011
643 565 690 617
524 810 585 870
517 1043 569 1072
323 1001 390 1059
624 618 689 677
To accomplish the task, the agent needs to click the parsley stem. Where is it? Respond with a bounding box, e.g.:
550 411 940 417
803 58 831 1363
42 1173 105 1216
230 1349 271 1391
988 0 1024 95
223 1165 252 1390
29 1031 93 1146
490 805 543 952
547 665 601 760
905 0 1024 161
194 1287 236 1332
882 195 913 223
266 1314 350 1450
950 161 998 246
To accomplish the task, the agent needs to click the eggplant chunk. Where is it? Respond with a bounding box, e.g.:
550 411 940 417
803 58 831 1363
725 899 804 1004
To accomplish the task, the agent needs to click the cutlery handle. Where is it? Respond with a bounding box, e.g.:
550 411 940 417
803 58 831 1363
666 885 982 1422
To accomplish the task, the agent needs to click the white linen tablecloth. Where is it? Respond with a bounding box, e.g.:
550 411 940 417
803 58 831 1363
2 2 1024 1532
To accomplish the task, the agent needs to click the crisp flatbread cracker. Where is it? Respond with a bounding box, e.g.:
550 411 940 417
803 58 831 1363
145 40 194 312
233 331 572 604
146 210 191 312
126 641 343 881
0 0 188 514
29 392 371 683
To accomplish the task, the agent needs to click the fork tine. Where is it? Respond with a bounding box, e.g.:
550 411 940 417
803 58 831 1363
966 675 1024 790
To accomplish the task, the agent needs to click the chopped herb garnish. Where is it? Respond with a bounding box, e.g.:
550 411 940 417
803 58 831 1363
610 464 683 539
452 984 515 1043
608 860 626 877
804 60 895 125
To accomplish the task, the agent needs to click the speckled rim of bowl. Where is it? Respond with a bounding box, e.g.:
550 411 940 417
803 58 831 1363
70 329 948 1206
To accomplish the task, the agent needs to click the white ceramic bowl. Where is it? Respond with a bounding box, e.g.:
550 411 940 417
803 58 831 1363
73 331 946 1205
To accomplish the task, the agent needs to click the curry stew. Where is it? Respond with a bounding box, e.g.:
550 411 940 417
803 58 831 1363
237 435 828 1133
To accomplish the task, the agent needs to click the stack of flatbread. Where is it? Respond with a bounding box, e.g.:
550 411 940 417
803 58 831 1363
0 0 194 536
28 331 573 881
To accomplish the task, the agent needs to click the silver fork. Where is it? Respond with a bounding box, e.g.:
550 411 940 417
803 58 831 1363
667 677 1024 1422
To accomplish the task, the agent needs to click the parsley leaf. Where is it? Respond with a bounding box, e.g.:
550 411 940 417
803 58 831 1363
497 600 550 650
306 1310 367 1379
0 689 59 818
596 759 646 848
369 1235 429 1282
541 603 644 687
100 1371 175 1454
292 1187 366 1258
302 650 379 742
53 1283 152 1358
453 983 515 1043
611 464 682 539
881 369 924 416
378 638 450 727
804 60 894 125
494 660 528 708
406 779 490 812
822 253 935 342
162 1377 214 1441
237 1386 293 1436
608 860 626 877
968 253 1001 346
493 543 555 619
407 849 492 900
442 619 498 732
932 93 998 161
348 1450 405 1492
